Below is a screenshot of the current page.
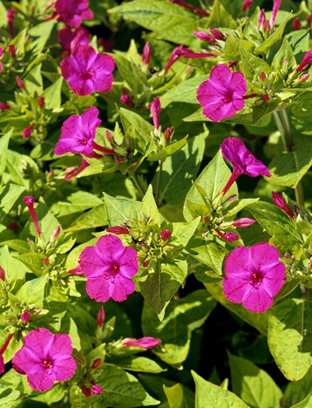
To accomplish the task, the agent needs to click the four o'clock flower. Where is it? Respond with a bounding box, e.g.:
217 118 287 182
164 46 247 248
58 27 90 52
122 337 161 349
60 44 115 96
149 97 161 130
272 192 295 218
220 137 272 195
12 328 76 391
78 234 138 302
197 64 247 122
23 196 41 237
54 0 93 28
222 243 286 313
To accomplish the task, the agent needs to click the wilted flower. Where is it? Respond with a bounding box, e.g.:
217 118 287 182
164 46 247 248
106 226 130 234
12 328 76 391
272 192 294 218
222 243 286 313
54 0 93 28
149 96 161 129
60 45 114 96
197 64 247 122
58 27 90 52
78 234 138 302
91 384 103 395
220 137 272 194
122 337 161 349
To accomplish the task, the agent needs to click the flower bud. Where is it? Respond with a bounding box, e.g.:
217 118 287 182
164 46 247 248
216 230 239 242
20 310 30 324
149 97 161 129
122 337 161 349
232 218 255 228
262 95 269 102
43 257 49 266
0 102 11 110
91 358 102 369
209 28 225 41
193 31 216 43
106 226 130 234
8 44 16 58
241 0 252 12
16 76 25 90
307 14 312 25
272 192 294 218
91 384 103 395
23 196 41 237
259 71 266 80
22 124 34 139
300 74 310 82
81 386 92 397
120 92 134 108
141 42 151 65
97 306 105 328
292 17 301 31
0 267 5 281
106 130 114 144
161 229 171 241
143 259 150 267
163 126 174 142
38 96 45 107
51 225 61 241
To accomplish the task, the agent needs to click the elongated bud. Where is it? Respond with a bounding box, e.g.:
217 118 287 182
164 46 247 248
106 130 114 144
81 386 92 397
193 31 216 42
6 8 16 38
22 124 34 139
91 358 102 369
0 333 13 355
23 196 41 237
122 337 161 349
149 97 161 130
232 218 255 228
216 230 239 242
170 0 208 16
38 96 45 107
161 229 171 241
141 42 151 65
51 225 61 241
0 267 5 281
164 45 184 73
0 102 11 110
181 49 215 58
292 17 301 31
8 44 16 58
272 192 295 218
241 0 252 12
307 14 312 25
20 310 31 324
300 73 310 82
163 126 174 142
259 71 266 80
64 157 89 180
296 49 312 73
106 226 130 234
209 28 225 41
91 385 103 395
97 306 105 328
16 76 25 90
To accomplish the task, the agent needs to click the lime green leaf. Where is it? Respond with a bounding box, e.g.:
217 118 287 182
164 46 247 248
0 129 12 178
111 356 166 373
65 204 107 232
285 367 312 407
163 384 193 408
16 275 48 308
255 14 293 54
290 394 312 408
160 76 207 108
142 185 160 225
207 0 236 28
103 193 142 226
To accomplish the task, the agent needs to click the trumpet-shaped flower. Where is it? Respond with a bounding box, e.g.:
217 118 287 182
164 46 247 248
197 64 247 122
78 234 138 302
222 243 286 313
12 328 76 391
54 0 93 28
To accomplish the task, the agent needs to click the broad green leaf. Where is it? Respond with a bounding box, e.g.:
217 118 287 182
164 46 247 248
187 240 226 275
119 107 153 152
0 1 7 28
139 260 187 320
51 191 103 217
24 64 43 93
290 394 312 408
246 201 303 251
156 133 206 205
268 298 312 381
111 356 166 373
103 193 142 226
224 198 259 219
183 151 237 221
69 385 91 408
142 290 216 366
285 367 312 407
285 30 310 55
0 389 20 407
142 185 161 225
16 275 48 308
163 384 193 408
240 48 272 83
0 129 12 178
28 20 55 54
43 77 63 111
267 145 312 188
148 137 188 162
93 364 160 407
192 371 249 408
65 204 107 232
272 38 296 71
31 384 65 404
109 0 198 46
0 246 26 285
229 353 282 408
0 184 25 220
172 217 200 247
207 0 236 28
255 14 293 54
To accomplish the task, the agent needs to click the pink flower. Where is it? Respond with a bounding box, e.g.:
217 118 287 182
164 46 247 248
222 243 286 313
60 45 114 96
196 64 247 122
54 106 101 156
296 50 312 73
272 192 294 218
58 27 90 52
209 28 225 41
241 0 253 11
20 310 31 324
270 0 282 28
12 328 76 392
149 97 161 129
23 196 41 237
141 42 151 65
122 337 161 349
220 137 271 194
78 234 138 302
54 0 93 28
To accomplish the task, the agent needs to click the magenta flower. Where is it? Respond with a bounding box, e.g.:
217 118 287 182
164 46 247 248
12 328 76 392
232 218 255 228
122 337 161 349
78 234 138 302
197 64 247 122
296 50 312 73
54 0 93 28
220 137 272 194
54 106 101 156
20 310 31 324
23 196 41 237
216 230 239 242
270 0 282 28
60 45 114 96
149 97 161 129
223 243 286 313
58 27 90 52
91 384 103 395
272 192 294 218
141 42 151 65
0 355 4 374
161 229 171 241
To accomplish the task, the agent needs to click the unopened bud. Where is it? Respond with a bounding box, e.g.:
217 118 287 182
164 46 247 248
91 384 103 395
91 358 102 369
0 267 5 281
38 96 45 107
106 130 114 144
143 259 150 267
209 28 225 41
51 225 61 241
16 76 25 90
43 257 49 266
141 42 151 65
232 218 255 228
272 192 294 218
259 71 266 80
262 94 270 102
203 216 209 223
81 386 92 397
284 253 291 259
161 229 171 241
0 102 11 110
97 306 105 328
300 74 310 82
20 310 30 324
22 123 34 139
292 17 301 31
163 126 174 141
8 44 16 58
307 14 312 25
106 226 130 234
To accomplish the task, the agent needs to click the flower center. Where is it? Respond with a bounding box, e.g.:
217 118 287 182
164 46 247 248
42 359 53 373
223 91 233 104
81 70 94 80
79 134 89 145
103 263 120 279
249 271 263 288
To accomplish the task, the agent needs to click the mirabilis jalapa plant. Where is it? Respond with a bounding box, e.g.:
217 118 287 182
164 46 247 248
0 0 312 405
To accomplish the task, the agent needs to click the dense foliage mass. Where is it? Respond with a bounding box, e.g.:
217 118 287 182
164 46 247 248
0 0 312 406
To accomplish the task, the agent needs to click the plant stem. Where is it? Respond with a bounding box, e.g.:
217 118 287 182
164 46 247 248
273 109 304 205
131 174 145 199
155 160 163 206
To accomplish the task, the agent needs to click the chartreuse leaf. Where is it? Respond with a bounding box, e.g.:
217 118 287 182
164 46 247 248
16 275 48 309
183 150 237 222
268 298 312 381
0 246 26 285
160 76 207 108
92 364 159 407
30 384 65 404
142 185 160 225
0 1 7 28
139 260 187 321
267 145 312 188
119 107 153 152
43 77 63 111
172 217 200 247
207 0 236 28
187 239 226 275
228 353 282 408
157 133 206 205
255 14 293 54
0 129 11 178
0 184 25 221
196 273 268 335
70 385 91 408
284 366 312 407
28 20 55 54
240 48 272 83
65 204 107 232
103 193 142 226
246 201 303 252
142 290 216 367
290 394 312 407
109 0 198 46
272 38 296 71
163 383 193 408
192 371 249 408
0 387 20 407
51 191 103 217
110 356 166 373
